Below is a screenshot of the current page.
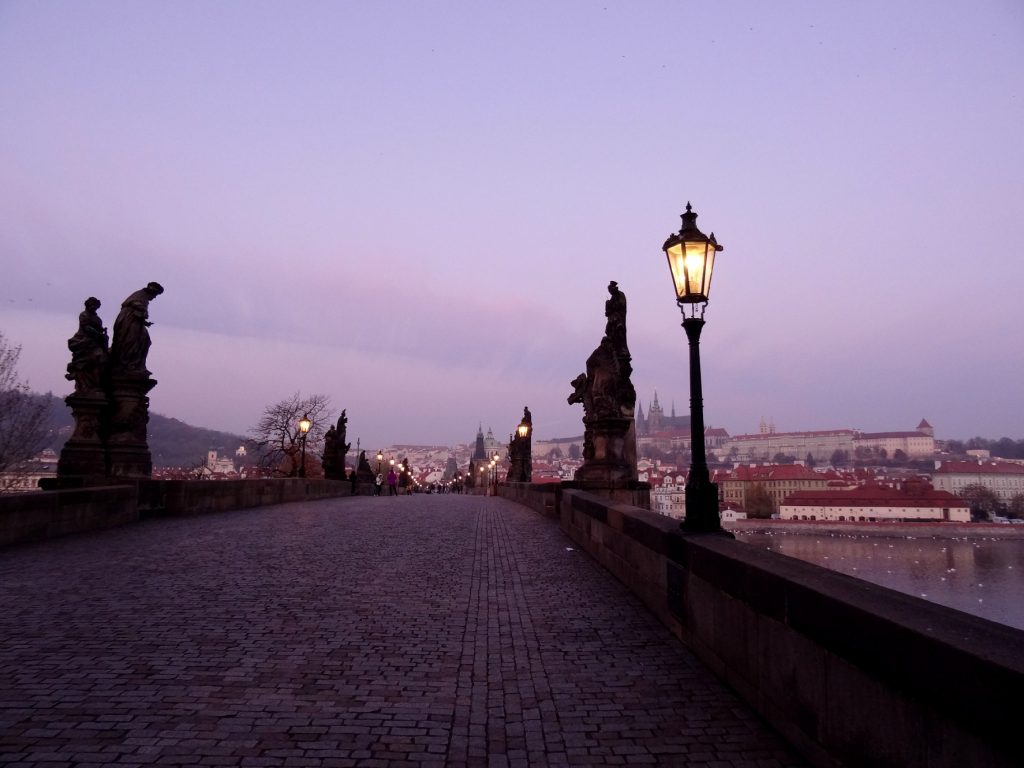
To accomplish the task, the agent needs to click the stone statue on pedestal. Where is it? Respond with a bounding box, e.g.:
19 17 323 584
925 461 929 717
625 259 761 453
322 410 352 480
567 280 640 486
56 283 164 484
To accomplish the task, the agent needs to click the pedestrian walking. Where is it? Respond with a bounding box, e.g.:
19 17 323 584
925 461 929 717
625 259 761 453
374 473 383 496
387 468 398 496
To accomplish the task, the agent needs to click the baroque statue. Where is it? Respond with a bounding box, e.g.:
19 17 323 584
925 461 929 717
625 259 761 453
110 282 164 377
65 297 109 395
567 280 638 484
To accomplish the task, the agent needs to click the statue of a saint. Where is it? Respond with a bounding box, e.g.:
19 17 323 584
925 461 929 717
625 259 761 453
322 425 338 476
65 297 109 394
110 282 164 377
604 280 627 350
337 410 351 455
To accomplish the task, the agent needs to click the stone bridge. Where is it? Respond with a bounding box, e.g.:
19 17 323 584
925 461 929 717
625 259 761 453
0 494 799 767
1 488 1020 767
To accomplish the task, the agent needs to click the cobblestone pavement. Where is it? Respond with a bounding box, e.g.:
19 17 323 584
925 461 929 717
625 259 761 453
0 495 804 767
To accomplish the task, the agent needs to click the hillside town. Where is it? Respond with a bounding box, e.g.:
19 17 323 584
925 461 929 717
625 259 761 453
5 399 1022 526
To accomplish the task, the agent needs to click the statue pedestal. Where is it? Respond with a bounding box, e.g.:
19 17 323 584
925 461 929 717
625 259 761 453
56 392 108 480
106 375 156 479
562 480 651 510
575 416 636 484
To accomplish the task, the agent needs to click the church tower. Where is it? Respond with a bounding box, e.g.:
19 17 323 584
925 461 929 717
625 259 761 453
472 424 487 461
648 391 664 433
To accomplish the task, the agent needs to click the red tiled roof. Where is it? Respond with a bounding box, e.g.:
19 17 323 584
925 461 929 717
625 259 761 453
784 485 967 508
724 464 823 482
858 431 927 439
729 429 856 441
934 461 1024 475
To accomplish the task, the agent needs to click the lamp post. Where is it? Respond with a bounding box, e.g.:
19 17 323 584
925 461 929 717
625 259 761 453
662 202 724 532
298 413 312 478
376 450 383 474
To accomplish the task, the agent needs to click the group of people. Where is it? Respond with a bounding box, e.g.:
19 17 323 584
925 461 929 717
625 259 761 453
373 468 402 496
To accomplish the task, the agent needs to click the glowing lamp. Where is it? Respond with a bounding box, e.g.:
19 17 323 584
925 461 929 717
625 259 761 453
662 202 723 307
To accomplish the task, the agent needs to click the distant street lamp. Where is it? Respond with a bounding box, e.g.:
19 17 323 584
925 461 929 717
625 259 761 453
376 450 384 474
298 413 312 478
662 202 724 532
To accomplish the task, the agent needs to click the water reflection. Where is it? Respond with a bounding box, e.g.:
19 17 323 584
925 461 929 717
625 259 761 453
735 531 1024 631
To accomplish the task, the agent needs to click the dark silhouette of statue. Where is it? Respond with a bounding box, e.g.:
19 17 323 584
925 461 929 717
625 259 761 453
65 297 109 395
336 410 351 457
110 282 164 377
322 410 352 480
567 281 638 483
322 425 338 477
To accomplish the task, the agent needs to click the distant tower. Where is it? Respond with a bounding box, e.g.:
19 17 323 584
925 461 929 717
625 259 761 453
917 418 934 437
472 424 487 461
759 417 768 435
636 399 647 436
648 391 664 433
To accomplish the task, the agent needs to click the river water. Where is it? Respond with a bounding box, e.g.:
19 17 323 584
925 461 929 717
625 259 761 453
734 530 1024 631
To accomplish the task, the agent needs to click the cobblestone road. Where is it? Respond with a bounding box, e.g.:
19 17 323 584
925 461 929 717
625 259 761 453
0 495 803 767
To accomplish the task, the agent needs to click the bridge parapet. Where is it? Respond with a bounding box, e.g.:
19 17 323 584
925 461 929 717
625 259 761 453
504 483 1023 768
0 479 352 548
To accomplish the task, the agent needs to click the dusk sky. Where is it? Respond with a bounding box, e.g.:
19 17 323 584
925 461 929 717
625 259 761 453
2 1 1022 450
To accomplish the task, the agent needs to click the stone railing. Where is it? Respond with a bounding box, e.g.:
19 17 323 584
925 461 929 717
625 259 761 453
507 483 1023 768
0 479 352 548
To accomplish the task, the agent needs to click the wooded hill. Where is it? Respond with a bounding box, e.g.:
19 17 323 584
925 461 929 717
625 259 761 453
34 394 251 468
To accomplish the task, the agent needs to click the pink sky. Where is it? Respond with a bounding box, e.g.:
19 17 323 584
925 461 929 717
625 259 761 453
2 1 1023 447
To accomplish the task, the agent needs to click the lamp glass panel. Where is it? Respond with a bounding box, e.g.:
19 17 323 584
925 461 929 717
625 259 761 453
666 242 689 300
703 247 716 301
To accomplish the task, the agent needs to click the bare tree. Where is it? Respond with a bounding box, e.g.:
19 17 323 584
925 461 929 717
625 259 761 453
0 332 52 492
249 392 332 477
744 483 776 519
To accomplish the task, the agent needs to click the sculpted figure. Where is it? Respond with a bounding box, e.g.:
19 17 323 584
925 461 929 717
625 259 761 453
65 297 109 394
604 280 627 350
568 373 588 409
336 410 351 455
110 282 164 376
322 425 338 476
567 281 638 477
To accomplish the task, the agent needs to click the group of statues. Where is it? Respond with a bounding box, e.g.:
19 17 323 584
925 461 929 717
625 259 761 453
58 283 164 480
65 282 165 394
321 410 352 480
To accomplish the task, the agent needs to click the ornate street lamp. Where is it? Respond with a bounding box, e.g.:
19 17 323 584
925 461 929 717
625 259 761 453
298 413 312 478
662 203 724 532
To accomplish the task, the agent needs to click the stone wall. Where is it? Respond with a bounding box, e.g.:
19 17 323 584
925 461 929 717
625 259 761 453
0 479 352 548
549 486 1022 768
497 482 560 518
0 485 138 548
137 478 351 517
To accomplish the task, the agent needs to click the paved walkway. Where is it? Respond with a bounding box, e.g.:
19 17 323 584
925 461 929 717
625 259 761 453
0 495 803 767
